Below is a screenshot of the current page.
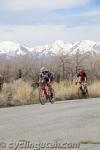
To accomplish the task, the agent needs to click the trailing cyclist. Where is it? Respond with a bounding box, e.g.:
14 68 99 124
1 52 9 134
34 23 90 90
76 69 88 96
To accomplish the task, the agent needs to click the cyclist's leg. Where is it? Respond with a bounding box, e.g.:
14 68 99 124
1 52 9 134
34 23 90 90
41 81 48 99
79 82 86 95
81 81 89 96
79 82 82 90
47 82 53 98
84 84 89 96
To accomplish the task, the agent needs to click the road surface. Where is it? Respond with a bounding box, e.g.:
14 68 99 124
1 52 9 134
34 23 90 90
0 98 100 150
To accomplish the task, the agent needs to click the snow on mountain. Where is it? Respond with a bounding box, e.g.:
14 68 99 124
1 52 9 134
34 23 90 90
30 40 100 56
0 41 29 56
68 40 97 55
0 40 100 58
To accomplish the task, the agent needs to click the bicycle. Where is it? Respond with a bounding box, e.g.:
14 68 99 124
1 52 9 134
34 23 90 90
39 82 55 105
76 82 89 98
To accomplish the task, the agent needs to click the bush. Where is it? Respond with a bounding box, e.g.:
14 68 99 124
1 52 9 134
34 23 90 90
2 79 39 106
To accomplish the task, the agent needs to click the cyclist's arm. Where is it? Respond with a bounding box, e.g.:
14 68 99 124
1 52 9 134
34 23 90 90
84 73 87 82
49 72 54 83
39 73 43 83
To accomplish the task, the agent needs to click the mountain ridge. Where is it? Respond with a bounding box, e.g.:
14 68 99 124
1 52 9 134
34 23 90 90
0 40 100 57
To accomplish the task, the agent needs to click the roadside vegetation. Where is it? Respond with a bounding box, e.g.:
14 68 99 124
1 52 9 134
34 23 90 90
0 79 100 107
0 54 100 107
80 140 100 144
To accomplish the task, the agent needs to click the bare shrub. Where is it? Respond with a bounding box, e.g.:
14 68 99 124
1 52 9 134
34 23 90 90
0 94 8 107
2 79 39 106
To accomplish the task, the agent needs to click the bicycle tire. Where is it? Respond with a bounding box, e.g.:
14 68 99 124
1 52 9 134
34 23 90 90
39 88 46 105
78 87 83 98
84 85 89 97
48 88 55 104
78 85 87 98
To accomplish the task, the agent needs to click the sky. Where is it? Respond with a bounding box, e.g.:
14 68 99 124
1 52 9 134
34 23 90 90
0 0 100 47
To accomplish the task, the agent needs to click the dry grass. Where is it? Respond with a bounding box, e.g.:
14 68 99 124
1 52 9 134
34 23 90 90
53 81 78 100
80 140 100 144
54 80 100 100
2 79 39 106
88 81 100 98
0 79 100 107
0 94 8 107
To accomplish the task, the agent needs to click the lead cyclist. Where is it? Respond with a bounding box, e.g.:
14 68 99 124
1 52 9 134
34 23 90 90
39 67 54 99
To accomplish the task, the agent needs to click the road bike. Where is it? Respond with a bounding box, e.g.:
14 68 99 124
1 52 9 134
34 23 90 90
39 83 55 105
76 82 89 98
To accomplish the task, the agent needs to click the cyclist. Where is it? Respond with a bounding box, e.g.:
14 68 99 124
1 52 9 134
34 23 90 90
76 69 88 95
76 69 87 83
39 67 54 99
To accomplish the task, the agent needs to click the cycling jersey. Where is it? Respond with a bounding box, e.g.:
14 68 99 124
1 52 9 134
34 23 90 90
39 70 54 99
39 70 54 83
77 72 87 82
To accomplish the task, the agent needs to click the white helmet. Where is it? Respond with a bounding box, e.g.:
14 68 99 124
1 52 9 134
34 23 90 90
40 67 48 73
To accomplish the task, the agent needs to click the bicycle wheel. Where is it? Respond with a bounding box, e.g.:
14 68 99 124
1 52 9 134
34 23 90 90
39 88 46 105
78 87 83 98
48 88 55 104
84 86 89 97
78 85 87 98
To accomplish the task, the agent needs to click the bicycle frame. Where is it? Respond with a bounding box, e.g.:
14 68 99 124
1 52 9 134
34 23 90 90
77 82 88 97
39 83 55 105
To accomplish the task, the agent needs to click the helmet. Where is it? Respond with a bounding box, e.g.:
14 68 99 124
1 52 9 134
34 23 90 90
79 69 84 73
40 67 48 73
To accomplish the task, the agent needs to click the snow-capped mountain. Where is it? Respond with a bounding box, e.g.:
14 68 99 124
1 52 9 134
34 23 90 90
0 41 29 57
0 40 100 58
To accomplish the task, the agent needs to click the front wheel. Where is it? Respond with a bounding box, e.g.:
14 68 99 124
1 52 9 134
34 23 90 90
48 88 55 104
39 88 46 105
84 85 89 97
78 85 88 98
78 86 83 98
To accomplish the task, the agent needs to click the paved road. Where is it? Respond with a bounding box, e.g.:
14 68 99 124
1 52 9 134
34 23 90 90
0 98 100 150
